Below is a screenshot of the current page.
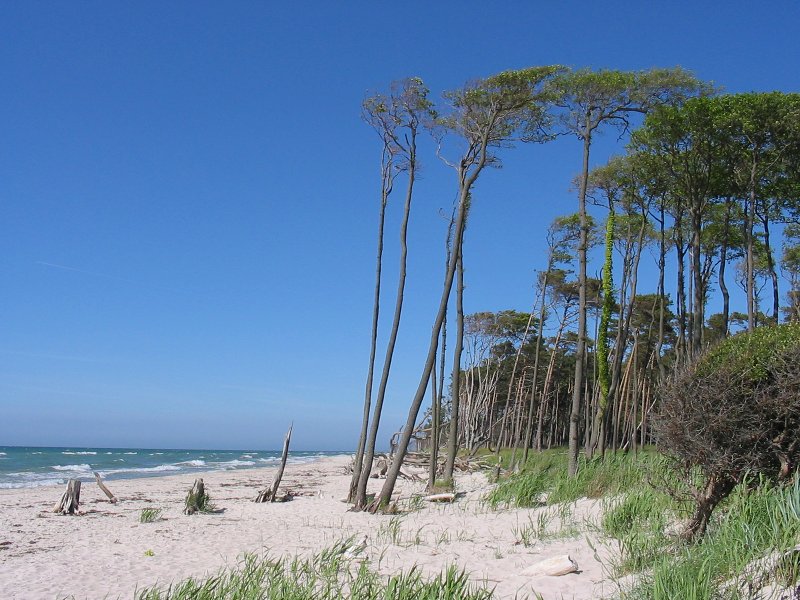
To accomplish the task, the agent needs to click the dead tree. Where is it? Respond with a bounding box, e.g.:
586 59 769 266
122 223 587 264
184 478 207 514
53 479 81 515
256 424 293 503
93 471 117 504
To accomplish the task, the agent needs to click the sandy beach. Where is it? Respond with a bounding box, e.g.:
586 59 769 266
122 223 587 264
0 455 618 599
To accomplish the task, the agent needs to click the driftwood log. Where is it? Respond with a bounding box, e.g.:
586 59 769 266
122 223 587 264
93 472 117 504
255 424 292 503
53 479 81 515
522 555 578 577
423 492 456 503
184 478 206 515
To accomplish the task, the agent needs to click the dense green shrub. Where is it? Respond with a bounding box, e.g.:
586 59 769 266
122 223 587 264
656 324 800 539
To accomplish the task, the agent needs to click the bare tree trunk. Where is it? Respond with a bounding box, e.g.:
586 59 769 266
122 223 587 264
54 479 81 515
427 367 439 489
745 163 757 332
367 170 474 512
349 156 390 502
256 424 292 503
93 471 117 504
683 475 737 540
524 262 552 463
443 250 465 484
568 126 591 478
719 198 732 337
185 478 206 514
355 152 417 508
760 205 780 323
656 203 667 378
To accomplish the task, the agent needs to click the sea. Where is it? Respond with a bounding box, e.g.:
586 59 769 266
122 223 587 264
0 446 346 490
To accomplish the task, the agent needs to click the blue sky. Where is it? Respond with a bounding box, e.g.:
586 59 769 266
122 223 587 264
1 1 798 450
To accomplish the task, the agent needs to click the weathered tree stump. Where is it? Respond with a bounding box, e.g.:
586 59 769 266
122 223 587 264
53 479 81 515
256 424 292 503
93 472 117 504
184 478 206 514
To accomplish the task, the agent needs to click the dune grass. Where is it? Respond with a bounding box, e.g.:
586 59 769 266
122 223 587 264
135 546 496 600
485 448 663 508
139 508 162 523
486 448 800 599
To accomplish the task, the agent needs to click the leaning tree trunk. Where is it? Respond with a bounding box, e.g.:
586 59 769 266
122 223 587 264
349 157 390 502
366 162 476 513
354 152 417 509
443 249 465 484
93 471 117 504
683 475 737 541
256 424 292 503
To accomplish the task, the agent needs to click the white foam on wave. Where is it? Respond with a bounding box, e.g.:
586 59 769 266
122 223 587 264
62 451 97 455
123 452 137 455
52 464 92 472
258 457 278 463
241 454 254 458
179 460 206 467
216 459 255 469
99 464 181 477
0 452 7 456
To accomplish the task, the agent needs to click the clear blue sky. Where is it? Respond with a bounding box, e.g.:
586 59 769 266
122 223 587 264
1 1 798 451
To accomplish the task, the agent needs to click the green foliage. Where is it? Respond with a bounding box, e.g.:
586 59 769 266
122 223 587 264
139 508 162 523
485 449 662 508
696 323 800 381
136 550 495 600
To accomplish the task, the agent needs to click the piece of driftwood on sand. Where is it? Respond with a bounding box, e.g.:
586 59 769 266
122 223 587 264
184 478 206 515
256 423 293 503
53 479 81 515
93 471 117 504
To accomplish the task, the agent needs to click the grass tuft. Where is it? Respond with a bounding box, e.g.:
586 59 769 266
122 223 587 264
140 508 162 523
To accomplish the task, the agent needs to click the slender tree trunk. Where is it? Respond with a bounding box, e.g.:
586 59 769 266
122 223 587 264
719 198 732 337
656 203 667 378
745 161 757 332
354 152 416 508
568 125 592 478
523 266 551 463
427 366 439 489
691 203 704 354
349 159 390 502
443 250 465 483
760 206 780 323
589 201 615 458
367 159 479 512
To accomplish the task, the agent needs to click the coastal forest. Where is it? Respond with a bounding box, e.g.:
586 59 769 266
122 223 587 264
346 65 800 593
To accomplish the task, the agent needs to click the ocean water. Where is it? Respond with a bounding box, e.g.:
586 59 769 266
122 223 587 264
0 446 343 489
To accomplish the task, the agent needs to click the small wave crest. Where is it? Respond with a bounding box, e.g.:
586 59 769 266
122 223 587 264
52 464 92 472
99 464 181 477
62 451 97 455
179 460 206 467
216 459 255 469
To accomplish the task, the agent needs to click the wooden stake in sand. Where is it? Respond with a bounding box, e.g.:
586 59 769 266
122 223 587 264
255 423 292 503
184 478 206 515
53 479 81 515
93 472 117 504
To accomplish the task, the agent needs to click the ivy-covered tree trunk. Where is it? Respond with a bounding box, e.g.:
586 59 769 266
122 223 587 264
588 203 615 459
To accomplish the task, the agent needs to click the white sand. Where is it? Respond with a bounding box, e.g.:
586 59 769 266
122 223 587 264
0 456 621 599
